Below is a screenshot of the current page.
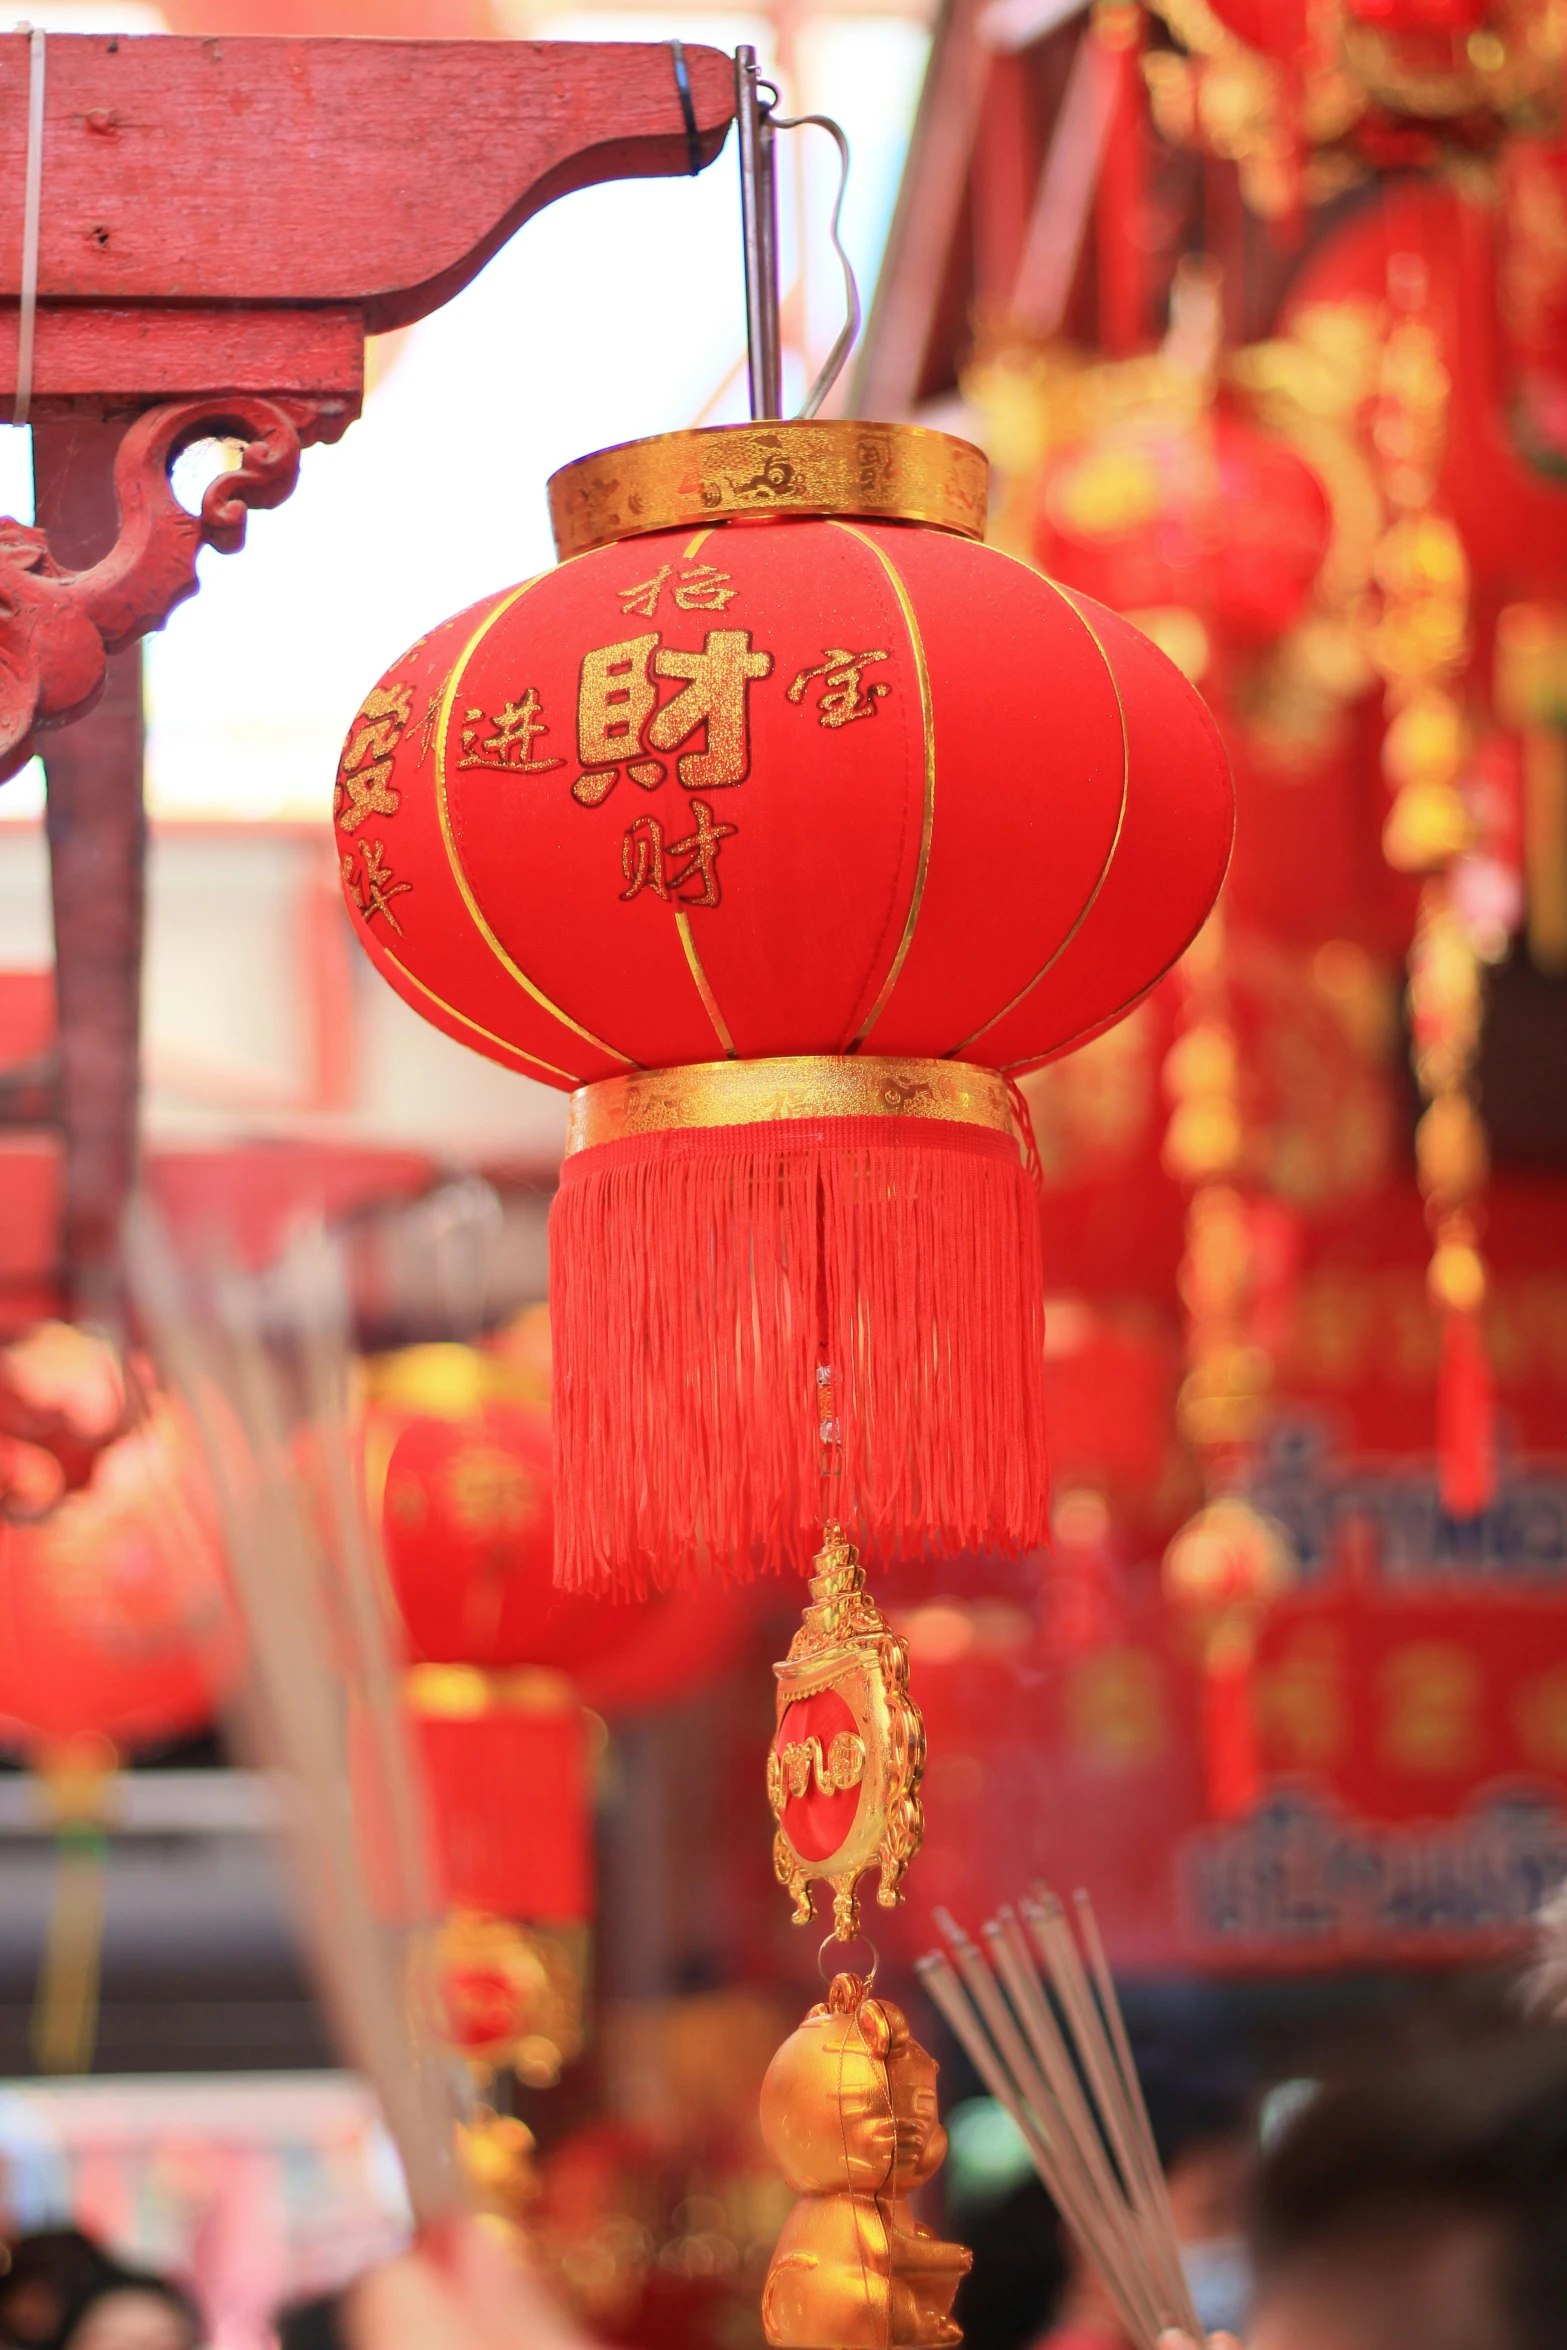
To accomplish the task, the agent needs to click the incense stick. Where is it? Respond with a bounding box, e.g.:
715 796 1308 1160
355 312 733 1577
922 1891 1202 2350
126 1204 463 2228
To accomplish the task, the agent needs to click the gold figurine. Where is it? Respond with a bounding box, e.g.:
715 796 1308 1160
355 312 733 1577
760 1970 971 2348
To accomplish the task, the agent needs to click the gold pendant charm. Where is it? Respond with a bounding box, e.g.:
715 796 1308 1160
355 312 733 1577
766 1526 925 1940
760 1970 971 2348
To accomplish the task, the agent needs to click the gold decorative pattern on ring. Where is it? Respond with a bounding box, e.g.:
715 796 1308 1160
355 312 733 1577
548 421 989 558
565 1055 1016 1155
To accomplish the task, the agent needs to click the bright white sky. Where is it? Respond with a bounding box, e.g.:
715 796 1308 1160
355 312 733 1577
0 9 929 823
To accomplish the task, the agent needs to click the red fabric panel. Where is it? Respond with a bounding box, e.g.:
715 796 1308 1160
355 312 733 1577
417 1706 589 1923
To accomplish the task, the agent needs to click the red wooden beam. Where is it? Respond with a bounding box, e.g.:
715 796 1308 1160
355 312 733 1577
0 35 734 410
0 36 735 775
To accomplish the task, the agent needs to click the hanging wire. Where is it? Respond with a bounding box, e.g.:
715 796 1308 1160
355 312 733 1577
771 109 862 419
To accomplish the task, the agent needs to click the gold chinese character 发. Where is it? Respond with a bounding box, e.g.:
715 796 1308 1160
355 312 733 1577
458 688 563 775
618 562 739 620
574 628 774 805
343 837 413 935
787 646 891 729
336 681 414 832
620 798 738 908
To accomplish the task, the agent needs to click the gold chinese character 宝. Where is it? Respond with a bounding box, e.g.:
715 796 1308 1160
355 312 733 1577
336 681 414 832
618 562 739 619
458 688 563 775
343 838 413 934
787 647 891 729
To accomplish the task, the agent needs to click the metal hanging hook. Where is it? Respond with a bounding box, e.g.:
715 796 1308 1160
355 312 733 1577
734 47 861 425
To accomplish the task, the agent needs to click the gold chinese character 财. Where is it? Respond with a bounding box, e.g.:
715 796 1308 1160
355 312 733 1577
649 629 773 788
619 800 738 907
787 647 891 729
336 681 414 832
458 688 563 775
575 634 661 803
666 798 738 907
343 837 413 935
621 815 668 901
574 627 773 804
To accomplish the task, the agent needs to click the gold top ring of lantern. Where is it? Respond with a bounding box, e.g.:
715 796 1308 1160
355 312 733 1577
548 420 989 558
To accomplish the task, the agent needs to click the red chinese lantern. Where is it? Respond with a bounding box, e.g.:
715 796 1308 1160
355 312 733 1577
336 424 1233 1591
361 1338 757 2080
0 1350 237 2075
0 1393 237 1757
1035 412 1332 657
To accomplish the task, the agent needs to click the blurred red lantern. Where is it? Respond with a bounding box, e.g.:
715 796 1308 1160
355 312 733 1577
1035 412 1332 656
337 422 1232 1591
360 1336 758 2081
0 1392 237 1759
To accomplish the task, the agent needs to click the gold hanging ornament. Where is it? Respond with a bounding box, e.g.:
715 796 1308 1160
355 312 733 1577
766 1527 926 1943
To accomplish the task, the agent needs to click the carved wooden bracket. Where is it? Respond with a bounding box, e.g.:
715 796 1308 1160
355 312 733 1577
0 393 349 780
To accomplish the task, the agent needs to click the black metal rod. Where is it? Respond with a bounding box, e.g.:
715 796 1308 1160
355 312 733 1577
735 45 782 420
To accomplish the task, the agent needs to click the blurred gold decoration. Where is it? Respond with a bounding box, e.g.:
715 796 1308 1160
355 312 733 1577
28 1732 116 2076
1495 600 1567 973
422 1911 587 2089
759 1971 970 2349
1145 0 1564 223
768 1528 925 1940
458 2105 539 2224
1359 251 1497 1516
1163 1497 1295 1818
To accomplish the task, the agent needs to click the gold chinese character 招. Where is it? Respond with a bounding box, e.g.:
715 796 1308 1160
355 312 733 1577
787 647 891 729
618 562 739 619
336 681 414 832
573 629 774 805
457 688 563 775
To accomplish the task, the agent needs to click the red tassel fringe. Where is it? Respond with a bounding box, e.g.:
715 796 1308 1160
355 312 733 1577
550 1114 1050 1595
1201 1638 1260 1823
1438 1307 1496 1521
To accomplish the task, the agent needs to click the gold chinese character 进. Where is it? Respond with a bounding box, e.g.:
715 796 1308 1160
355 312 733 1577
343 837 413 935
336 681 414 832
649 629 774 789
787 647 891 730
618 563 739 619
458 688 563 775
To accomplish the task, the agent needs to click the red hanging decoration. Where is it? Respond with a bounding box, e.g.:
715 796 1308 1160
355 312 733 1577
336 423 1233 1591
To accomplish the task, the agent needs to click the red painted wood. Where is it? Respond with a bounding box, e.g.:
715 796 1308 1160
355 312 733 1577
0 35 733 349
32 420 146 1323
4 307 365 410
